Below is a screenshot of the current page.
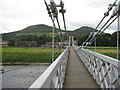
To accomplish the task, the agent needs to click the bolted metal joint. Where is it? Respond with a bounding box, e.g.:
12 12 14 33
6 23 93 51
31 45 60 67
59 9 66 13
104 12 109 16
108 4 113 11
111 7 117 18
50 0 58 18
111 1 120 18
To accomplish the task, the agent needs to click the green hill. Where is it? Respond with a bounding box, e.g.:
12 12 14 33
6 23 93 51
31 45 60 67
2 24 95 41
13 24 62 37
74 26 95 34
2 24 60 40
67 26 95 36
18 24 58 33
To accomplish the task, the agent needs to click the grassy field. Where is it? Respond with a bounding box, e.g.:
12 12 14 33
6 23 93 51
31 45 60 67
86 47 120 60
2 47 62 63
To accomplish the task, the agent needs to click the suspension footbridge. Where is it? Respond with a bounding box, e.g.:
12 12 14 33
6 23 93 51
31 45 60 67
29 42 119 89
29 0 120 89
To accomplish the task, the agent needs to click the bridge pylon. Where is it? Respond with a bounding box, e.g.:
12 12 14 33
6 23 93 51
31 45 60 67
69 36 74 46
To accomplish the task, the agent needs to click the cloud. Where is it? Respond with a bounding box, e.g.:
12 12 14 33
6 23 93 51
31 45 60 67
0 0 118 34
0 0 52 33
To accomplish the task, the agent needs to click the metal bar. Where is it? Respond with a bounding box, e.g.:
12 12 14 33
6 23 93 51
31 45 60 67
82 16 105 46
89 17 113 44
44 0 63 55
117 14 119 60
52 17 55 62
62 13 66 31
56 17 62 37
90 16 118 45
56 17 63 53
51 16 62 54
83 0 118 47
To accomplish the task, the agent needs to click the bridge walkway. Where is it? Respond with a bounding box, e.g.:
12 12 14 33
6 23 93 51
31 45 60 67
63 47 99 88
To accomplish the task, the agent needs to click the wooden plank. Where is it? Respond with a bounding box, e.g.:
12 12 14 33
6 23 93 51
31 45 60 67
63 47 99 88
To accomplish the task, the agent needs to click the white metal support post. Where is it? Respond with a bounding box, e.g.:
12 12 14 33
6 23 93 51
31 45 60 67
52 17 55 62
117 2 120 60
117 14 119 60
60 39 62 53
93 32 97 52
94 38 96 52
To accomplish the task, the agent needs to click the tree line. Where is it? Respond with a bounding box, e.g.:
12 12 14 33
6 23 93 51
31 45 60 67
75 31 120 47
3 31 120 47
6 35 61 46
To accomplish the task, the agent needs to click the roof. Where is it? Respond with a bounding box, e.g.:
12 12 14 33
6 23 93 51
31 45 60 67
46 42 59 45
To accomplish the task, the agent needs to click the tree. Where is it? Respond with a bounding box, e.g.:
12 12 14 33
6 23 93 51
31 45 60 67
96 33 112 46
111 31 120 46
74 34 88 46
8 39 15 46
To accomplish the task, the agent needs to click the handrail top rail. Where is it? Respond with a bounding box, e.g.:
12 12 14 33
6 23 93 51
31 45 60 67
80 48 120 67
29 47 69 88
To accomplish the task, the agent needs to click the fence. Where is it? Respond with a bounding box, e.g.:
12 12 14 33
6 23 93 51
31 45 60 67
73 45 120 88
29 47 70 89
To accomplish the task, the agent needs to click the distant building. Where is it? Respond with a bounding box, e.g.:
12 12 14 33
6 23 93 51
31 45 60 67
45 42 59 48
15 41 38 47
0 41 8 47
59 41 69 47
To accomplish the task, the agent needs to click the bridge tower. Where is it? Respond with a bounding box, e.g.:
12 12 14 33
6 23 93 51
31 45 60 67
69 36 74 46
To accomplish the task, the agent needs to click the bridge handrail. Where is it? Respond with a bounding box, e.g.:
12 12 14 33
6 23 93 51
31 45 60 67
29 47 69 89
73 45 120 88
73 45 119 66
82 48 118 66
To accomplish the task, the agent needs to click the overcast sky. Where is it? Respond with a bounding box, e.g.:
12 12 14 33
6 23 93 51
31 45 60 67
0 0 119 34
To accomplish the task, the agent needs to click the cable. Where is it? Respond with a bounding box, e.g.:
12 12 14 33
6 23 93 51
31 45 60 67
50 0 65 51
62 13 66 31
82 16 106 46
44 0 68 53
44 0 63 41
55 17 63 53
88 17 113 45
59 0 66 32
82 0 118 47
59 0 68 47
44 0 63 58
90 16 118 45
101 17 118 34
55 17 63 37
89 7 120 45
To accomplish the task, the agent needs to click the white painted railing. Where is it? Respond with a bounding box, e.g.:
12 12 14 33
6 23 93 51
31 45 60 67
29 47 69 89
73 45 120 88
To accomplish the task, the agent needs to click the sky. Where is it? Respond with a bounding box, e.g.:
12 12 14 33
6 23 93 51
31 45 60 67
0 0 119 34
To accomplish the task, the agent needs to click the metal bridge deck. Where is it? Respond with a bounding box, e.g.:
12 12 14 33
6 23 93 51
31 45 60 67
63 47 99 88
